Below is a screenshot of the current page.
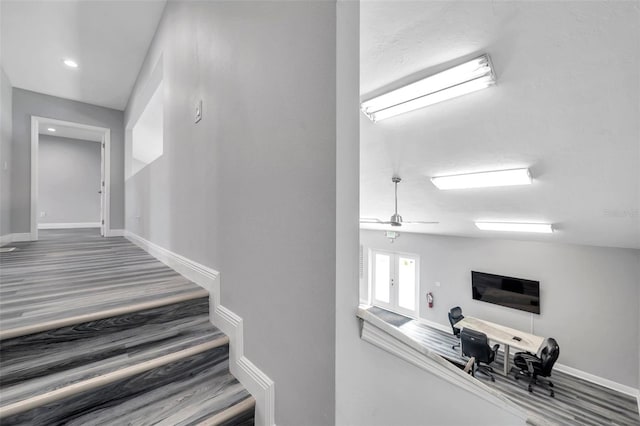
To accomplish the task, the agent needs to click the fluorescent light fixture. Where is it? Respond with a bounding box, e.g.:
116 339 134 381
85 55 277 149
361 54 496 122
47 128 56 132
431 168 532 190
475 222 554 234
63 59 78 68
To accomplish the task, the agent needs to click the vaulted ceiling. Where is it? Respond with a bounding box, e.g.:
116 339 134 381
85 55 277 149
0 0 166 110
360 1 640 249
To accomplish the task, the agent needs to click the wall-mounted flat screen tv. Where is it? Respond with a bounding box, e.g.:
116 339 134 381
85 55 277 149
471 271 540 314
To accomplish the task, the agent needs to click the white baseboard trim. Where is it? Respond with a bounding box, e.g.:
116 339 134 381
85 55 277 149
38 222 101 229
105 229 125 237
124 230 275 426
214 305 275 426
553 363 639 397
125 231 220 300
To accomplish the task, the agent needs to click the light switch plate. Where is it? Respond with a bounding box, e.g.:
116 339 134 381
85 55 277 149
195 99 202 123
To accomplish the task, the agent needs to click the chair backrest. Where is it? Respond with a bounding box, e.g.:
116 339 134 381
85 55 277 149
538 337 560 376
461 328 493 364
448 306 464 335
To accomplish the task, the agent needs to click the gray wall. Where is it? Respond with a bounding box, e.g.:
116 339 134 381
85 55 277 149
125 2 337 424
38 135 101 224
11 89 124 232
0 68 11 238
360 230 640 388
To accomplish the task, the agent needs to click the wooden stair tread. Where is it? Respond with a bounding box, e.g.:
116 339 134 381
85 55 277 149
0 344 251 425
0 301 225 407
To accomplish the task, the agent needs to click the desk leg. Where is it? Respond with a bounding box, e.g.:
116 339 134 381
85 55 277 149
503 345 510 376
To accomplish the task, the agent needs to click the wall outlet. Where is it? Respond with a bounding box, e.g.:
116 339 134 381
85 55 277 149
40 211 46 217
435 281 441 287
195 99 202 123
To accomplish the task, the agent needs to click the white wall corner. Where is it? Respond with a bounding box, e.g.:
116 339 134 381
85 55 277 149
124 230 275 426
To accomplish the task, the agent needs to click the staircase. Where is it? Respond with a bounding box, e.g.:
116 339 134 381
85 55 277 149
0 232 255 426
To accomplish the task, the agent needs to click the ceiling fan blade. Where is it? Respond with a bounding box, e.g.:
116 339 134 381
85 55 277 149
359 217 382 223
360 218 394 224
402 221 440 224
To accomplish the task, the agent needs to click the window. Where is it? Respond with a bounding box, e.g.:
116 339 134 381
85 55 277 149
132 82 163 175
370 250 419 316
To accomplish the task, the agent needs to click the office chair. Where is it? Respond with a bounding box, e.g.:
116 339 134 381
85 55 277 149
448 306 464 350
513 338 560 397
460 328 500 381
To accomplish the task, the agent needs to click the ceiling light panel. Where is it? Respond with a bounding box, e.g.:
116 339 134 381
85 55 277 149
475 222 554 233
63 59 78 68
431 168 532 190
361 54 496 122
47 128 56 132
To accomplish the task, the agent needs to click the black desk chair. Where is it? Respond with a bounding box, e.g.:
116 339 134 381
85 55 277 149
448 306 464 350
513 338 560 397
461 328 500 381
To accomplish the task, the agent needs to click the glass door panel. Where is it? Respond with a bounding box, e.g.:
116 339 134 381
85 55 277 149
373 252 391 305
397 256 416 311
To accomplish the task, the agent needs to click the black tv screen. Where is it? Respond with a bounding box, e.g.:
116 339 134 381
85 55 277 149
471 271 540 314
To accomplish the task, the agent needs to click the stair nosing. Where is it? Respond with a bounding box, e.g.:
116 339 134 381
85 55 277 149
196 395 256 426
0 335 229 419
0 288 209 341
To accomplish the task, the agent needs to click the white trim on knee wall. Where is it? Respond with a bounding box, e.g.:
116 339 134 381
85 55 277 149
124 231 275 426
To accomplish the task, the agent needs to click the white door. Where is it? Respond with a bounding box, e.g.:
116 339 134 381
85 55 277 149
371 250 419 316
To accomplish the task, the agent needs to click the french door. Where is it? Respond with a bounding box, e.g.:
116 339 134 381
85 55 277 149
371 250 419 317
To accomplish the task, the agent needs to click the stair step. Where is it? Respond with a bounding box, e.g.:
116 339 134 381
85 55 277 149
0 298 226 408
0 341 249 425
0 288 209 340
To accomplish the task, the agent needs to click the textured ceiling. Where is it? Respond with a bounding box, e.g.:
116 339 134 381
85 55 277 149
360 1 640 249
1 0 166 110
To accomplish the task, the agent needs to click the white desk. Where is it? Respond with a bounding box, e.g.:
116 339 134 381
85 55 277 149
455 316 545 376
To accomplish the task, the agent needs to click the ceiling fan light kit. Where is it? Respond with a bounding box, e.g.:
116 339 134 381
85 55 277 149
360 54 496 122
431 168 532 190
475 222 554 234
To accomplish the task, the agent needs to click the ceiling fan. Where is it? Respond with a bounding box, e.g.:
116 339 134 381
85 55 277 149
360 176 439 227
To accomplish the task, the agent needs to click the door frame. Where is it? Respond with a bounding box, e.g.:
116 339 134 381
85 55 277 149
369 248 421 318
30 116 111 240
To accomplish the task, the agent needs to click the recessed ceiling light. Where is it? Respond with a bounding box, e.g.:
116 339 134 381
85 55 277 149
361 54 496 122
475 222 554 234
63 59 78 68
47 128 56 132
431 168 532 190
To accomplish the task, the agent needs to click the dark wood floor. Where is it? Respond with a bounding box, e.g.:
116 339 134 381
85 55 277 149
0 229 207 339
368 306 640 426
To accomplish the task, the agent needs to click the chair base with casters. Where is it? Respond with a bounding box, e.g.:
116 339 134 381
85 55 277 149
513 351 557 397
471 362 496 382
514 369 555 397
452 340 460 350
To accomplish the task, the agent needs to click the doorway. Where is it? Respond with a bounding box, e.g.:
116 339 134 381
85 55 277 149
370 249 420 317
30 116 110 240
